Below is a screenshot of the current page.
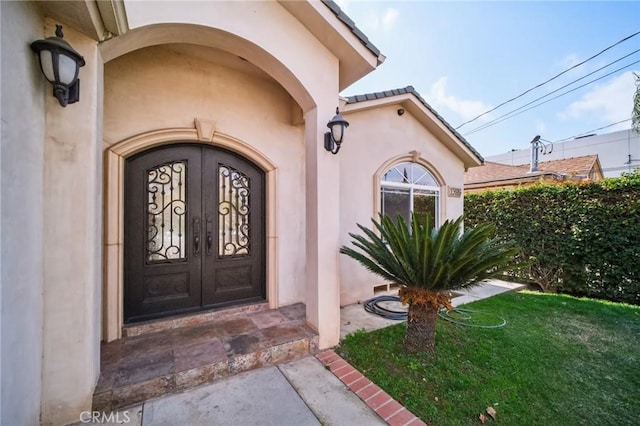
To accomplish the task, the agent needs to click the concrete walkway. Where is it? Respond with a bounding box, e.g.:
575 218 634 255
340 279 524 339
75 280 524 426
76 357 384 426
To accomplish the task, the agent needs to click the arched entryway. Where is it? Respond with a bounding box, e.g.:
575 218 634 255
101 15 344 347
124 144 265 323
103 128 279 342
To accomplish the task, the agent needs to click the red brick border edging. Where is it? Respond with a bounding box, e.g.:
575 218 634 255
316 350 427 426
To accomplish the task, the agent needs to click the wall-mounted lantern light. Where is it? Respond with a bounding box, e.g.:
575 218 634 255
31 25 85 107
324 107 350 154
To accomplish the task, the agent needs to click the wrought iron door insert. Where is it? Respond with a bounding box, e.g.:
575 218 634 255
124 145 265 323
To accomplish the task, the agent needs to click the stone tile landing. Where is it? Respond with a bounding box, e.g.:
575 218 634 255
93 303 318 412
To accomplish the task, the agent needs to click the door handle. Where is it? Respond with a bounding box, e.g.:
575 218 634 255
193 217 201 255
206 215 214 256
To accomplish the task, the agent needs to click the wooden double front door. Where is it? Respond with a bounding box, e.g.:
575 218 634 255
124 145 265 323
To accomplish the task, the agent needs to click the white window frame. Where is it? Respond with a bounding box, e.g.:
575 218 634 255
380 163 441 227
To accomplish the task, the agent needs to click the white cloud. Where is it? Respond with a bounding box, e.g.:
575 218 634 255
427 77 493 121
359 7 399 33
381 8 399 32
560 71 636 127
535 121 546 133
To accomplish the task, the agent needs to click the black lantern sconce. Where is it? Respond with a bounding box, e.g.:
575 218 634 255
31 25 85 107
324 107 350 154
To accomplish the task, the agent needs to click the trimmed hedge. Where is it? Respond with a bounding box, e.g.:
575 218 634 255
465 171 640 304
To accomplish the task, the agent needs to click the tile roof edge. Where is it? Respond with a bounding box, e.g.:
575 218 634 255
465 171 559 185
321 0 382 59
509 154 600 169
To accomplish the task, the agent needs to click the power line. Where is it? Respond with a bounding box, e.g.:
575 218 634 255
554 119 632 142
461 50 640 134
455 30 640 130
465 59 640 135
490 134 635 160
464 59 640 136
542 136 635 152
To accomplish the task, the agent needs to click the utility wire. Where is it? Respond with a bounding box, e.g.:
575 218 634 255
490 134 635 163
464 59 640 136
455 30 640 130
462 50 640 134
544 135 634 150
465 59 639 135
554 118 632 142
514 135 635 153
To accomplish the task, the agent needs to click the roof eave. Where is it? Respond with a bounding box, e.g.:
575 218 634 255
35 0 129 41
465 171 560 186
343 94 483 169
279 1 383 90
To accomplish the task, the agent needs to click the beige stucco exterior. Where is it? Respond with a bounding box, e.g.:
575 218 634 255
102 44 309 341
1 2 46 425
0 1 481 425
339 102 467 305
40 20 104 423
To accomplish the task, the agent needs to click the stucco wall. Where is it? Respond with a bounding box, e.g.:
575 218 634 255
339 104 466 305
103 0 344 348
0 2 45 424
120 0 337 111
1 3 360 423
103 45 307 306
39 21 103 426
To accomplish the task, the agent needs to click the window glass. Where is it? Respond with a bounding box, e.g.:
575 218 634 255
218 164 251 257
146 161 186 263
413 189 438 226
381 187 411 223
382 167 407 183
413 166 439 186
380 162 440 227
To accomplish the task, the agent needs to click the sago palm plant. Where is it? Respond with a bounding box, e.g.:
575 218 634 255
340 213 520 353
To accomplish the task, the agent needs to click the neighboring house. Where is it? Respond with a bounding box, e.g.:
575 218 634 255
1 1 482 424
487 129 639 178
464 155 603 193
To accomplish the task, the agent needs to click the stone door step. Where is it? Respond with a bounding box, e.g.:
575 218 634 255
94 303 317 412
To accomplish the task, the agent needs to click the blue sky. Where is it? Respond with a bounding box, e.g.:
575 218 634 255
336 1 640 157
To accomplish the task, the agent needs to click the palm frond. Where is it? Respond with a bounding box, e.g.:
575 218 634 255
340 213 522 292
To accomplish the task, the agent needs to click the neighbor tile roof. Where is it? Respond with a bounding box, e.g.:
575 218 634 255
465 155 599 184
532 155 599 176
345 86 484 162
322 1 381 57
464 162 530 184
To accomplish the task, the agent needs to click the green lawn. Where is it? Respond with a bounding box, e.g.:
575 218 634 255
338 291 640 426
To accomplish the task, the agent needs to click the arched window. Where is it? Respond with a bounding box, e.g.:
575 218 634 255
380 162 440 227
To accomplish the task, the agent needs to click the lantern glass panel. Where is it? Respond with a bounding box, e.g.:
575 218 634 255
331 123 344 143
39 50 55 82
58 53 77 85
